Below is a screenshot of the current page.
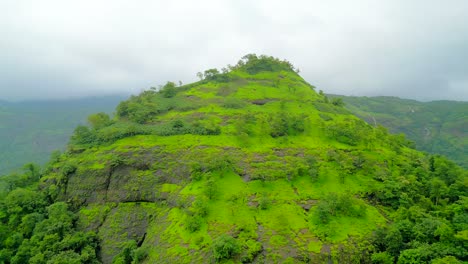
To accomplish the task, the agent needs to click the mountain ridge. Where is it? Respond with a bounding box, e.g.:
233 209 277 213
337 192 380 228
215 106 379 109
328 94 468 168
0 55 466 263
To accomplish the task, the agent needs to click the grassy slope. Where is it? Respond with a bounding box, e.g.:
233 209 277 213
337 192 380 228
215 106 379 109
42 63 435 263
328 95 468 168
0 96 124 174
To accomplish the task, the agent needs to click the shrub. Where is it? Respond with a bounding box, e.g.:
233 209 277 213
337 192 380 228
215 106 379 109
331 98 345 107
325 119 370 146
70 125 96 145
241 240 262 263
212 235 240 262
431 256 462 264
270 113 306 137
290 115 306 133
314 193 367 224
87 112 112 129
306 156 320 181
371 252 393 264
61 164 77 176
191 198 209 217
190 163 204 181
270 115 289 138
204 178 218 200
315 202 332 224
191 122 221 136
258 195 271 210
186 215 203 232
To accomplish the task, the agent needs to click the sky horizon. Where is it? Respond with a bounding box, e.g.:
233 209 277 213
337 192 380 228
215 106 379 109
1 1 468 101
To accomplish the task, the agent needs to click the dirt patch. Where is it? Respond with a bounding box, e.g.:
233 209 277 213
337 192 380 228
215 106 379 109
297 199 318 212
250 99 276 105
248 194 259 208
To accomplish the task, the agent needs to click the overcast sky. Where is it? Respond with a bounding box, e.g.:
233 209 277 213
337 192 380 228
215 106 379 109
1 0 468 101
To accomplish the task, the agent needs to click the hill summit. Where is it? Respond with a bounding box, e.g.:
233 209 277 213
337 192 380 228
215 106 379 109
2 55 466 263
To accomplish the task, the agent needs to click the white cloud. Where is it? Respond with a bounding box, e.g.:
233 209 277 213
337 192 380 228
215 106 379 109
0 0 467 101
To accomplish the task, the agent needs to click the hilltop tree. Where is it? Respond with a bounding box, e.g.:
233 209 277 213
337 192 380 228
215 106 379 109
160 81 177 98
87 112 111 130
203 68 220 79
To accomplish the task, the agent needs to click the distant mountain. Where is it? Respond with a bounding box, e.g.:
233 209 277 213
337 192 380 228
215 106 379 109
0 96 124 174
328 95 468 168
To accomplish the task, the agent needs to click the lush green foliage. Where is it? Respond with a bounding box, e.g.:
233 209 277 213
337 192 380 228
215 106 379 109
0 162 100 263
368 155 468 263
212 234 240 261
314 193 367 224
329 95 468 168
1 55 466 263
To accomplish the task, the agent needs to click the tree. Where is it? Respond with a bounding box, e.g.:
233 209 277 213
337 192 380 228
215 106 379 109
4 188 45 220
432 256 462 264
315 202 332 224
203 68 220 80
196 72 204 81
71 125 96 145
371 252 393 264
270 113 289 138
384 227 403 258
22 163 41 181
87 112 111 130
430 177 448 206
160 82 177 98
397 246 433 264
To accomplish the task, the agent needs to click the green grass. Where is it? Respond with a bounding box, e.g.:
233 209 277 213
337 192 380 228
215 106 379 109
36 56 462 263
1 55 466 264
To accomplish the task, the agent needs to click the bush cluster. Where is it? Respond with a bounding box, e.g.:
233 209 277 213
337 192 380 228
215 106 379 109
315 193 367 224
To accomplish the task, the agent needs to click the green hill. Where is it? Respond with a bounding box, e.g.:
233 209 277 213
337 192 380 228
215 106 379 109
0 55 466 263
328 95 468 168
0 96 124 174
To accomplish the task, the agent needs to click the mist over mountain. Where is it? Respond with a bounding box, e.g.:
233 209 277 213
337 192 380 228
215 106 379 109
0 95 124 174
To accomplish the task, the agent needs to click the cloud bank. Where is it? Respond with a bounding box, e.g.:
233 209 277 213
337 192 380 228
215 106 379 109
1 0 467 101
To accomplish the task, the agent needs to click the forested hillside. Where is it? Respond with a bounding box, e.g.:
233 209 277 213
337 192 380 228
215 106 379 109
0 55 466 263
328 95 468 168
0 96 123 174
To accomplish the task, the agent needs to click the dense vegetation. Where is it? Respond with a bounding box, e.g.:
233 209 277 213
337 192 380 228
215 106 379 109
0 55 466 263
0 96 123 175
0 162 101 263
328 95 468 169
